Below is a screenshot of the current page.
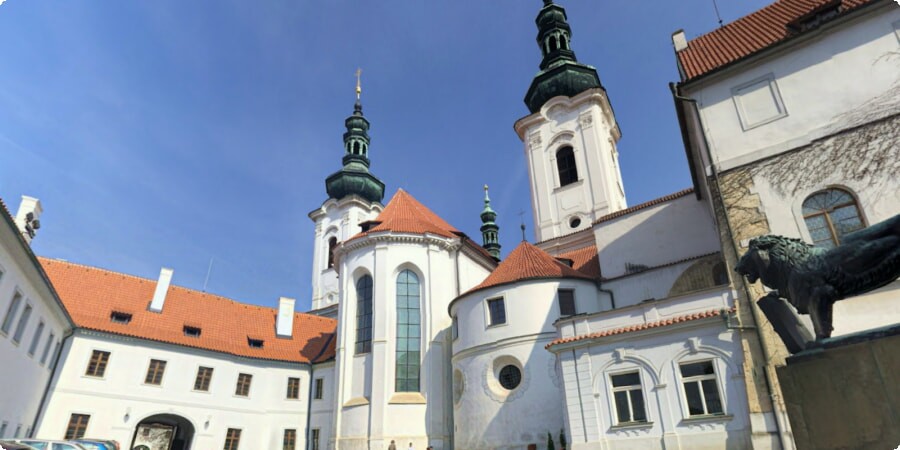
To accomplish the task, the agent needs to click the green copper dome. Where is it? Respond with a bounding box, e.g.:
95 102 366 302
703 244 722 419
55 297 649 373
524 0 602 113
325 99 385 203
480 185 501 260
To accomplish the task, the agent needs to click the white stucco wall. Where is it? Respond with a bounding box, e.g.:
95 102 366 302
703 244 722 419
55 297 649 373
682 4 900 172
0 222 72 440
515 89 628 243
332 233 492 450
36 331 312 449
594 194 720 280
450 278 600 450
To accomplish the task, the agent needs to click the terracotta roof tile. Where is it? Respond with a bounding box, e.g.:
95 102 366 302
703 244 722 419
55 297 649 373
546 307 733 349
39 258 336 364
352 189 460 240
557 245 601 279
677 0 874 82
593 189 694 225
461 241 594 297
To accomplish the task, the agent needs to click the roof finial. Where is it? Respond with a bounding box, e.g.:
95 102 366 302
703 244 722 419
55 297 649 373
355 68 362 100
480 184 501 260
518 210 527 242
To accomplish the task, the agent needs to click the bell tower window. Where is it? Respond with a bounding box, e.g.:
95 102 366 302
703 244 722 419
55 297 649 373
549 35 559 52
327 237 337 269
556 146 578 186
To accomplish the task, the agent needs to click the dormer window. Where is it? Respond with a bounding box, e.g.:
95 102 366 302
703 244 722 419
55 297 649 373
110 311 132 324
248 338 264 349
183 326 201 338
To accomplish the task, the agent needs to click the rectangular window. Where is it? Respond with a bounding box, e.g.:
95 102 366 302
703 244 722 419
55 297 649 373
144 359 167 385
487 297 506 326
1 291 23 334
282 429 296 450
184 325 201 338
310 429 320 450
14 424 21 438
110 311 132 324
40 332 55 365
194 366 213 391
610 371 647 424
64 414 90 440
0 421 7 438
286 377 300 400
558 289 576 316
451 316 459 340
12 303 32 343
235 373 252 397
314 378 323 400
85 350 111 377
29 320 45 356
680 361 724 416
223 428 241 450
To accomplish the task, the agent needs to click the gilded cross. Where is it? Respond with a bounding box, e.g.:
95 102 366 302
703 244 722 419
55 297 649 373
355 68 362 99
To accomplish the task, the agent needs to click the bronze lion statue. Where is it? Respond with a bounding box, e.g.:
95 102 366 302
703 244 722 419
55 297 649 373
735 213 900 339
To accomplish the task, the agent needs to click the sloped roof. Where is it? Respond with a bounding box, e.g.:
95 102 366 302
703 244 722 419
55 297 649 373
352 189 460 240
461 241 594 297
677 0 874 82
39 258 336 364
546 308 733 349
558 244 601 279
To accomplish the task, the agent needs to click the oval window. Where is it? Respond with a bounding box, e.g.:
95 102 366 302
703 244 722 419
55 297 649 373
569 217 582 229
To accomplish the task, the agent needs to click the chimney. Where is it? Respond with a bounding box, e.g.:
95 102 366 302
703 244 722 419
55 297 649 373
672 29 688 52
14 196 43 244
276 297 296 338
149 268 174 313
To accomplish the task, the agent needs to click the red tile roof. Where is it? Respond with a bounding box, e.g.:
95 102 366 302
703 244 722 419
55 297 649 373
353 189 460 240
677 0 874 82
39 258 336 364
546 307 733 349
558 244 601 279
594 189 694 225
461 241 594 297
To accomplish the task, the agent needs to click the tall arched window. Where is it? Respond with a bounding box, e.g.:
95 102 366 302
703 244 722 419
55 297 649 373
549 36 559 52
355 275 373 354
556 146 578 187
802 188 865 249
327 237 337 269
395 269 421 392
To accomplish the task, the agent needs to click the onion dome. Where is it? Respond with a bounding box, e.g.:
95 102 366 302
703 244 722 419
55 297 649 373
480 185 501 260
325 80 385 203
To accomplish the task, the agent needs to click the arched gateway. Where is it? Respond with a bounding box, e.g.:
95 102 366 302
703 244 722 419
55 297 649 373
130 414 195 450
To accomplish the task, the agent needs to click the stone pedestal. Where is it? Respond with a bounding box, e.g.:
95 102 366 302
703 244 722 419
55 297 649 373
776 324 900 450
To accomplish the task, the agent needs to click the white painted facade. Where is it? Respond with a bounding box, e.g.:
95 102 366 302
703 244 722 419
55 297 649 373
309 196 384 314
0 197 73 441
514 89 628 243
36 329 322 450
330 232 493 450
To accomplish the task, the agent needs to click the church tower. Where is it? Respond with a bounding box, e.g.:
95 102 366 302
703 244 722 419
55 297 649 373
308 75 385 315
514 0 627 243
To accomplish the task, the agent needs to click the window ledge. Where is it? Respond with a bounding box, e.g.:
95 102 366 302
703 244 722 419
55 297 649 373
553 179 584 193
680 414 732 425
343 397 370 408
389 392 426 404
610 421 653 431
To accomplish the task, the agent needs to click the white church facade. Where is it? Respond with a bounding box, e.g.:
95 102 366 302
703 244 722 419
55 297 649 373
1 1 898 450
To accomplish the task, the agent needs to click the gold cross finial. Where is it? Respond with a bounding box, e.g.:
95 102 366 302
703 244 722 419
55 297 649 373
355 68 362 100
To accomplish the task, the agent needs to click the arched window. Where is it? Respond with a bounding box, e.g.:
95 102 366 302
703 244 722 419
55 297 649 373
395 269 420 392
549 36 559 52
802 188 864 249
556 146 578 186
355 275 373 354
327 237 337 269
561 34 569 50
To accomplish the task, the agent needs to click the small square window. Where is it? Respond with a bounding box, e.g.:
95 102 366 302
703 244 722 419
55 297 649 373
558 289 576 316
110 311 132 324
487 298 506 326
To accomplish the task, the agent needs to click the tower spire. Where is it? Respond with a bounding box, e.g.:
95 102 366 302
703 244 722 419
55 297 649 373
324 69 386 204
480 185 502 260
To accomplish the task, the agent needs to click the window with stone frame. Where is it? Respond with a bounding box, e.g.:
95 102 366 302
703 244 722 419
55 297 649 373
395 269 421 392
802 188 865 249
282 429 296 450
355 275 373 354
487 297 506 326
194 366 213 391
558 289 576 316
610 371 647 424
223 428 241 450
556 146 578 186
144 359 167 385
310 429 320 450
327 237 337 269
679 360 724 416
85 350 111 377
314 378 323 400
286 377 301 399
235 373 252 397
65 414 90 440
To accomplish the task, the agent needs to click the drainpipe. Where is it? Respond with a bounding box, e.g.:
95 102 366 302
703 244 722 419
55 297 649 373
31 327 75 437
671 82 792 450
597 280 615 310
305 363 315 450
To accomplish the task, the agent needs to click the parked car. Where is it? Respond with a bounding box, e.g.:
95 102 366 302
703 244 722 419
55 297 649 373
13 441 86 450
71 441 117 450
0 440 40 450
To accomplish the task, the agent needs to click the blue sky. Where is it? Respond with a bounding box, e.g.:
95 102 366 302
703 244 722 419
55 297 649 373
0 0 771 312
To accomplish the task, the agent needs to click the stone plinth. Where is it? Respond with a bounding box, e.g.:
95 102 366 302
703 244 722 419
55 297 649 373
776 324 900 450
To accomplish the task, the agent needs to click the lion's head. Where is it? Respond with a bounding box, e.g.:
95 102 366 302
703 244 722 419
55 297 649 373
735 235 815 289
